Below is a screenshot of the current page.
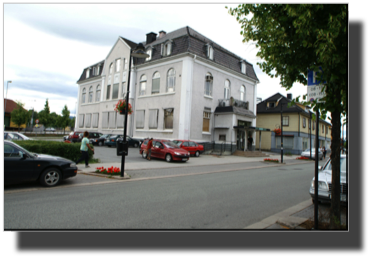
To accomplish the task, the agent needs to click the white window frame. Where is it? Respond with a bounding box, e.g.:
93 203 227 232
207 45 214 60
92 113 99 128
166 69 175 93
82 88 86 104
136 110 145 129
96 85 101 102
112 83 119 100
85 114 92 128
116 112 124 128
116 59 120 73
303 117 306 128
282 116 289 126
204 72 213 97
109 63 113 74
124 58 128 70
146 48 152 61
202 109 211 133
161 41 172 56
164 108 174 130
241 61 246 74
108 111 116 129
88 86 93 103
86 69 90 78
102 112 109 129
224 79 230 99
152 72 160 94
140 75 147 96
93 67 97 76
240 85 246 101
79 114 85 128
149 109 159 129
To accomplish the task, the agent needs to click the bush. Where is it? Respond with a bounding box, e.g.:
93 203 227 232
13 140 94 162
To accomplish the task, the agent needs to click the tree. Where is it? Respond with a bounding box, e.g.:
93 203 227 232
38 99 52 128
70 117 75 130
11 101 28 131
228 4 347 228
56 105 71 134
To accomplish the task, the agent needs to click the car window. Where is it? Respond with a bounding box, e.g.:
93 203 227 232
143 139 149 145
189 142 197 147
162 141 179 148
4 143 22 157
172 140 180 145
183 142 189 147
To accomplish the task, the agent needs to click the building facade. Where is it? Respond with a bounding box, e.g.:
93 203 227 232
76 26 259 152
256 93 332 154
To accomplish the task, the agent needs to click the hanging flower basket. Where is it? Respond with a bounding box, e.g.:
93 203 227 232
274 128 281 135
114 99 133 115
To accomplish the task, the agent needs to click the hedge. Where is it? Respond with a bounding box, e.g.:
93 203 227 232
13 140 94 162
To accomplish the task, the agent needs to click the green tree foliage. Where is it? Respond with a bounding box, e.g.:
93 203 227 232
38 99 51 128
56 105 71 133
11 101 28 131
228 4 347 228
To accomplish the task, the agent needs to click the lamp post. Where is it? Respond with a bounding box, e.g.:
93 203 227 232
120 43 149 177
280 101 283 163
4 80 12 118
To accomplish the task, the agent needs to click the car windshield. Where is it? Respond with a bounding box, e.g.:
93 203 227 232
163 141 179 148
172 140 181 145
6 142 36 158
325 157 346 172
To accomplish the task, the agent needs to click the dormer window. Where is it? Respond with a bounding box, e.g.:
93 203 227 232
146 47 152 61
161 40 172 56
93 67 97 76
268 102 275 108
241 60 246 74
86 69 90 78
206 44 214 60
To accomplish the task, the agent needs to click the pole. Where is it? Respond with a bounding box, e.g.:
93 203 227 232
120 54 133 178
281 102 283 163
314 108 319 229
4 81 12 119
310 111 312 159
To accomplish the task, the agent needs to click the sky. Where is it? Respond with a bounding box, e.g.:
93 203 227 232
3 3 312 119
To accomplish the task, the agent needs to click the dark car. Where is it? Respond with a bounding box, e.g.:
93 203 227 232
68 131 82 143
140 139 190 162
104 134 123 147
4 140 77 187
78 132 103 144
116 136 141 148
92 134 111 146
173 140 204 157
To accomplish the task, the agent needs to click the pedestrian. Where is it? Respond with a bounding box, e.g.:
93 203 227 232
75 131 94 168
248 136 253 151
323 146 327 159
145 138 153 161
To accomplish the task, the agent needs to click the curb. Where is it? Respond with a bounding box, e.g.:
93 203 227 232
77 171 130 180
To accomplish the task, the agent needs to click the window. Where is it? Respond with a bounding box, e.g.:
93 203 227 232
140 75 147 96
207 45 214 59
115 59 120 73
82 88 86 104
161 41 172 56
108 112 116 128
203 109 211 132
116 112 124 128
240 85 246 101
124 58 128 70
326 126 328 134
122 82 126 97
241 61 246 74
146 48 152 61
93 67 97 76
86 69 90 78
302 138 308 150
149 109 158 129
167 69 175 92
152 72 160 94
106 85 111 100
96 85 101 102
102 112 109 129
204 73 213 96
136 110 145 129
268 102 275 108
303 117 306 128
88 86 93 103
282 116 289 126
219 135 226 141
276 136 294 149
164 108 174 129
112 83 119 99
224 80 230 99
92 113 99 128
313 121 315 131
79 114 85 127
85 114 92 128
109 63 113 74
322 124 324 133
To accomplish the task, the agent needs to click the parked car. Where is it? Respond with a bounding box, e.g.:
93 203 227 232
92 134 111 146
301 148 323 160
104 134 123 147
78 132 103 144
4 131 33 140
4 140 77 187
116 136 141 148
45 127 56 132
140 139 190 162
68 131 83 143
173 140 204 157
309 154 347 204
63 134 70 141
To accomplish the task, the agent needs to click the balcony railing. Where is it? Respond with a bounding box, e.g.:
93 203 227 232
218 98 249 110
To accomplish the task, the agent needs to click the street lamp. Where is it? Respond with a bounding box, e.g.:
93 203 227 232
120 43 149 177
4 80 12 118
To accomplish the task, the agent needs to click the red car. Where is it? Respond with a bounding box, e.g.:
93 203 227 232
140 139 190 162
68 131 83 143
173 140 204 157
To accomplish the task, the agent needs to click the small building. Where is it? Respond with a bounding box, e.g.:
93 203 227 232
4 98 27 130
256 93 331 155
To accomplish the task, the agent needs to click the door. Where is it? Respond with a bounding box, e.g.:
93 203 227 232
182 141 191 154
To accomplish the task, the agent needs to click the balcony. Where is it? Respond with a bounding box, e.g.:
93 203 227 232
218 98 249 110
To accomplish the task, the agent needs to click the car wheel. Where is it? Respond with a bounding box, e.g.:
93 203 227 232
195 151 200 157
134 143 138 148
98 141 103 146
39 168 62 187
166 154 172 162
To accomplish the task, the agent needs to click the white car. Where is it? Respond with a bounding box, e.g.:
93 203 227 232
309 154 347 203
4 131 33 140
45 127 56 132
301 148 323 160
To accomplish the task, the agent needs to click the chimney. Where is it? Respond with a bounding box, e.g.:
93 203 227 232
146 32 157 44
159 30 166 39
287 93 292 100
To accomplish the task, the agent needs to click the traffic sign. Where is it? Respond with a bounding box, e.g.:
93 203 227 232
36 119 39 124
307 69 326 103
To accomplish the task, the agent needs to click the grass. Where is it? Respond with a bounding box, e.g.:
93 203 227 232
299 207 347 230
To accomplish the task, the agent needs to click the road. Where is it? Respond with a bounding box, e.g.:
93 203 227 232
4 161 315 229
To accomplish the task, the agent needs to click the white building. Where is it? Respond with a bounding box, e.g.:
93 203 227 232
76 26 260 153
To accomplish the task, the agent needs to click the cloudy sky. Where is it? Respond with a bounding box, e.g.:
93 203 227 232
4 2 316 117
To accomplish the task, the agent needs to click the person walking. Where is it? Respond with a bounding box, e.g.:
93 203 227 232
145 138 153 161
323 146 327 159
75 131 94 167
